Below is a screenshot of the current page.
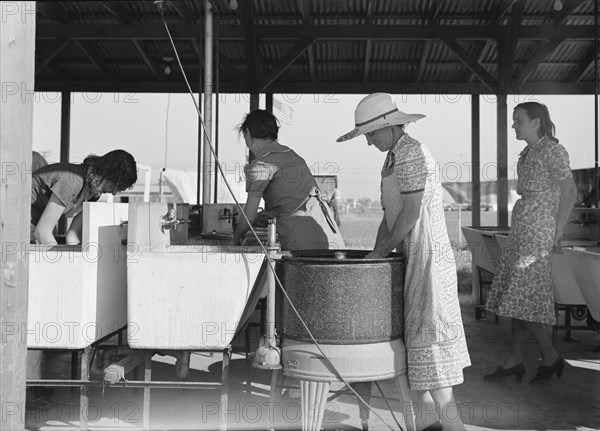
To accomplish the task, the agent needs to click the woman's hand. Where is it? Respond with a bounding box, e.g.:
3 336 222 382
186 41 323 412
552 228 564 254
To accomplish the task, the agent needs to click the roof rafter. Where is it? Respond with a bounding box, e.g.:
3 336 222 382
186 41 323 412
35 24 595 41
131 39 162 80
239 0 259 93
297 0 316 83
35 38 72 74
34 80 594 95
73 40 111 80
363 0 374 83
260 39 314 92
567 46 596 83
415 41 432 83
514 37 564 82
498 0 522 89
442 37 497 92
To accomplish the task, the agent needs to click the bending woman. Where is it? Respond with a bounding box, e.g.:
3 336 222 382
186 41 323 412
338 93 471 430
31 149 137 245
231 110 344 250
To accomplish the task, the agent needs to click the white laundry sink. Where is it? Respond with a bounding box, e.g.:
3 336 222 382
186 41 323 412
563 247 600 321
126 202 267 350
27 202 129 349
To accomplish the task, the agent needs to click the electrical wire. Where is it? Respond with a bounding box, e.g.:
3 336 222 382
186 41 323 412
154 2 403 430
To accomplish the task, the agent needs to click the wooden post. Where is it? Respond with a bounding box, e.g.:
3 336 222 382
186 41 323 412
0 2 36 429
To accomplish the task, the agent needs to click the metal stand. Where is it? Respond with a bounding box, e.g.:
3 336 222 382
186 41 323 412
26 326 127 431
134 347 232 431
553 304 593 346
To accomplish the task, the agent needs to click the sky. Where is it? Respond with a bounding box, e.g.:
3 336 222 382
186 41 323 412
32 91 598 200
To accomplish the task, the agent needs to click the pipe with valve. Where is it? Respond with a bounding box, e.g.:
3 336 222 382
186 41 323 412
252 219 282 370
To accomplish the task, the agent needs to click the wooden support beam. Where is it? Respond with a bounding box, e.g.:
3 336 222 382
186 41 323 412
37 2 69 23
1 3 36 429
499 0 522 89
467 40 490 83
73 40 111 80
35 24 596 41
131 39 162 80
362 1 374 83
260 39 314 92
514 38 564 83
35 38 71 74
33 80 595 95
415 41 432 83
442 37 497 92
363 40 373 83
490 0 518 24
239 0 259 93
99 1 132 24
168 0 197 24
567 46 596 83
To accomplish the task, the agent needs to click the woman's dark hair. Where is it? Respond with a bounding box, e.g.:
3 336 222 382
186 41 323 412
83 149 137 191
238 109 280 141
514 102 558 143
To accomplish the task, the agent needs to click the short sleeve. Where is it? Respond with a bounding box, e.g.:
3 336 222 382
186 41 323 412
244 160 277 196
546 143 573 182
50 174 83 207
396 144 427 194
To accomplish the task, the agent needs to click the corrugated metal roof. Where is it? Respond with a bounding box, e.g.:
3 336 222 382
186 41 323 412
34 0 597 95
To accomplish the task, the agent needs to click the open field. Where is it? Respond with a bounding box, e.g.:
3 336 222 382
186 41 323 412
340 209 501 252
339 210 502 293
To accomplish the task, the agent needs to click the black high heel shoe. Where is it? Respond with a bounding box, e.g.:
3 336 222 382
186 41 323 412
530 358 565 384
484 363 526 383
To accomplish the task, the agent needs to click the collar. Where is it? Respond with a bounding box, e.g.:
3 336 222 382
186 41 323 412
253 141 290 159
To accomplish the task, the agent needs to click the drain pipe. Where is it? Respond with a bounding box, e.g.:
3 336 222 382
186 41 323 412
175 351 191 380
103 351 145 384
252 219 283 369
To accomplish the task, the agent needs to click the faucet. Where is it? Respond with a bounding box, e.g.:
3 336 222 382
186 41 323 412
161 208 191 232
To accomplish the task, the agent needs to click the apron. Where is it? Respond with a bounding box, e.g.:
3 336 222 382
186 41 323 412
276 188 346 250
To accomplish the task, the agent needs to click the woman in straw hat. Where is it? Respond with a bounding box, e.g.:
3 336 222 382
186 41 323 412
338 93 470 430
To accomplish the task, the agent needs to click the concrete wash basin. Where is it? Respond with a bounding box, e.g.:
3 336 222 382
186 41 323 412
27 202 129 349
126 202 267 350
563 247 600 321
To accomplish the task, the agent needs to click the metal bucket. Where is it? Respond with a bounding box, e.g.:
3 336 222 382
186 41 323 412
276 249 406 382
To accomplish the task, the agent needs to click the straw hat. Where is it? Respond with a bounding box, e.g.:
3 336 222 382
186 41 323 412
336 93 425 142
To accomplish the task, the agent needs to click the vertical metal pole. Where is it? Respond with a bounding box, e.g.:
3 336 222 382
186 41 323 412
497 93 509 227
266 220 277 344
60 91 71 163
213 14 220 203
595 0 599 207
59 91 72 234
202 0 214 205
471 94 481 226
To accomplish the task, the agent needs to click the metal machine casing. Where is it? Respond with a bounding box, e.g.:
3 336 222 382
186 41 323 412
202 203 238 235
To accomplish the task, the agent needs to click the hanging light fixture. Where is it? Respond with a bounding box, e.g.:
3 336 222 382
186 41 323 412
553 0 563 11
162 56 174 76
229 0 238 10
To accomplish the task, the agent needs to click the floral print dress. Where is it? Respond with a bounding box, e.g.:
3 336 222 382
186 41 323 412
486 136 573 325
381 133 471 391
